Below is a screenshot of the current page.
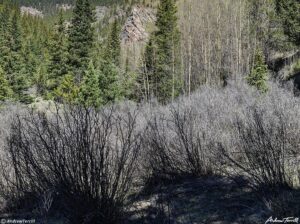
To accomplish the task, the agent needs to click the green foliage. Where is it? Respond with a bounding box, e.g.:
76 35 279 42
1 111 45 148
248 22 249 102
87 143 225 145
98 60 121 104
53 73 79 103
67 0 96 80
275 0 300 46
0 67 13 101
246 49 269 93
0 4 13 75
12 69 33 103
105 19 121 66
144 0 182 103
121 71 138 100
78 62 102 107
35 64 48 96
4 7 32 103
292 59 300 74
0 0 298 106
0 2 49 103
47 10 68 93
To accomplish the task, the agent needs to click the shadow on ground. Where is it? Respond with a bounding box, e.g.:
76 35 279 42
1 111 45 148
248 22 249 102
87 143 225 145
125 176 271 224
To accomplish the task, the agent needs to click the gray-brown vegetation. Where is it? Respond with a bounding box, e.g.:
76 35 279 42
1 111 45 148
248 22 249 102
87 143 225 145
0 79 300 223
0 0 300 223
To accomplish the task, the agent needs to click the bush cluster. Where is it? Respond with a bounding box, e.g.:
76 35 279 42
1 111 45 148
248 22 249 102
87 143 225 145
0 80 299 223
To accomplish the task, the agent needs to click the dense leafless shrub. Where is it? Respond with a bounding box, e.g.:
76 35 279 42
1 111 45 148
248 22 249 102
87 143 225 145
143 105 217 182
142 80 300 192
219 82 300 193
142 79 254 182
0 103 26 211
2 104 142 223
221 109 291 191
1 80 300 222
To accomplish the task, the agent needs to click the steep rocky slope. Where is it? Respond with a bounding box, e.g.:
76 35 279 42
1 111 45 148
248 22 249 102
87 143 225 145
121 5 156 43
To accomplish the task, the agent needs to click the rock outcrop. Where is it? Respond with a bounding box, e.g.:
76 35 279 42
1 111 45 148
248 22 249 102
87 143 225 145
20 6 44 18
121 5 156 43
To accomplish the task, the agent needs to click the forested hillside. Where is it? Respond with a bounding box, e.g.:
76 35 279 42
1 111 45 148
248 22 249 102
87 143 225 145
0 0 299 105
0 0 300 223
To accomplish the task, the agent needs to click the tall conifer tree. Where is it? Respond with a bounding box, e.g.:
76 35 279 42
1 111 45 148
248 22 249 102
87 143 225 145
148 0 181 103
0 3 12 75
78 62 102 107
47 10 68 95
246 49 269 93
68 0 95 81
105 19 121 66
0 67 12 101
275 0 300 46
7 7 29 102
98 60 121 104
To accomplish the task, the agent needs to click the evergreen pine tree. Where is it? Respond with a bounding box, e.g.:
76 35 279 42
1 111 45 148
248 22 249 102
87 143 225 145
47 10 68 94
0 3 12 75
8 8 30 102
275 0 300 46
67 0 95 81
98 60 121 104
246 49 269 93
105 19 121 66
151 0 181 103
78 62 102 107
35 64 48 96
0 67 12 101
54 73 79 104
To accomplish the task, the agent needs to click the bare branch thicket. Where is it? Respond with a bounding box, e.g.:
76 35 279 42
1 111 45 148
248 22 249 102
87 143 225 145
0 103 26 212
169 104 216 176
1 80 300 221
3 103 142 224
143 103 219 182
219 85 300 193
143 111 184 181
142 80 300 192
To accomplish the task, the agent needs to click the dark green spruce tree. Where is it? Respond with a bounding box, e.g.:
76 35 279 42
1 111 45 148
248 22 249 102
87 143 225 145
7 7 30 103
246 49 269 93
149 0 181 103
275 0 300 46
47 10 68 97
0 66 13 101
67 0 95 81
98 60 121 104
0 3 12 77
78 61 102 107
105 19 121 66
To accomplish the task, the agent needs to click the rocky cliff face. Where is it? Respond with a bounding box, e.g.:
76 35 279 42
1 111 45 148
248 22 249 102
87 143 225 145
119 5 156 71
121 5 156 43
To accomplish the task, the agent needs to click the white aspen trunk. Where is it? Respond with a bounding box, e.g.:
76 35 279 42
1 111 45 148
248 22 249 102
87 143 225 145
188 0 192 96
172 35 175 102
